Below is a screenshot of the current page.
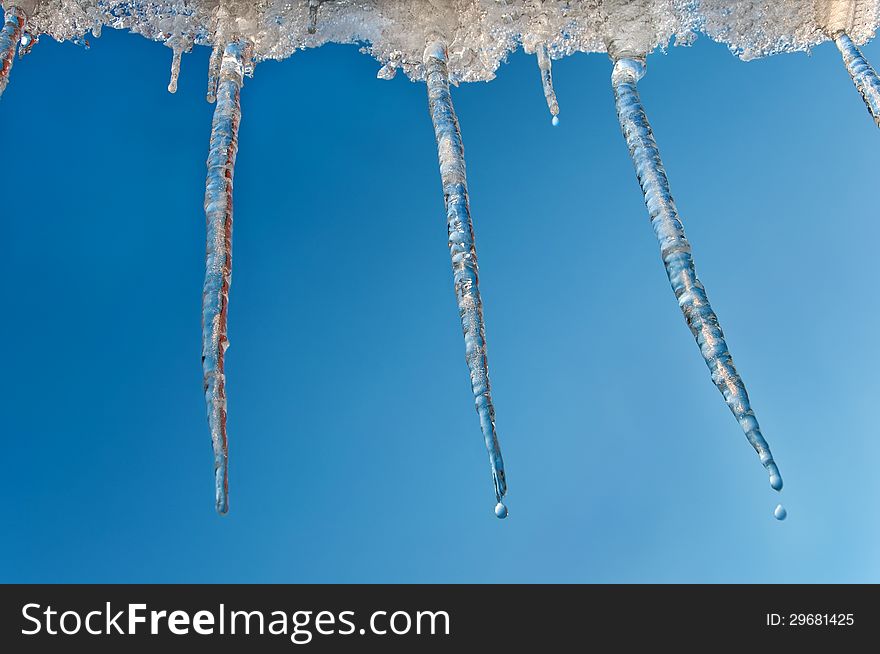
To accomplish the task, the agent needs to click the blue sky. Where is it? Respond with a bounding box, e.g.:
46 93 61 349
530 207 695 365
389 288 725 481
2 26 878 583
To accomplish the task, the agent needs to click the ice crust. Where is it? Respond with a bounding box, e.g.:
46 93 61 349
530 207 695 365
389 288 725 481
3 1 879 81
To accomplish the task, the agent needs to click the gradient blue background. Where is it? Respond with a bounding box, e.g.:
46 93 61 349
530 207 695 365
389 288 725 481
2 27 878 582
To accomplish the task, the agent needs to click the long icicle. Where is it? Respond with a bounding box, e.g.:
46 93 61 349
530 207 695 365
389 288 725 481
833 31 880 127
536 43 560 126
611 57 783 492
0 4 25 98
202 40 249 515
424 40 508 518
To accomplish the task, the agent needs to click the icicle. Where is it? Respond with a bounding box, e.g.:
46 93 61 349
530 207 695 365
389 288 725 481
610 57 783 493
202 40 250 515
377 62 397 80
378 51 403 80
0 4 25 99
536 43 560 126
833 31 880 127
307 0 321 35
424 40 508 517
206 43 222 103
168 44 183 94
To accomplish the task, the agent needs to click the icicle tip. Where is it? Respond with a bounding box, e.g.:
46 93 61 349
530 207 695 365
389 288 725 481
215 472 229 515
768 464 783 492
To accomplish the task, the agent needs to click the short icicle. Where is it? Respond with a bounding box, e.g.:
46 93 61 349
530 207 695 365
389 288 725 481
536 43 560 125
202 40 250 515
168 44 183 94
833 31 880 127
206 44 222 103
0 3 26 98
610 57 783 493
424 40 508 517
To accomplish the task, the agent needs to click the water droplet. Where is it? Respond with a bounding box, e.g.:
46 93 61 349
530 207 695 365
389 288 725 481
494 502 508 519
551 115 560 127
773 504 787 521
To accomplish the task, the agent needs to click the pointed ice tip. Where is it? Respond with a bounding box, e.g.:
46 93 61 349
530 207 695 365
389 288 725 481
551 115 560 127
214 466 228 514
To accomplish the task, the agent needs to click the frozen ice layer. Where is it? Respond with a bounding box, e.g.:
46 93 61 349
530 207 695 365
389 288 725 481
3 1 877 83
699 0 880 60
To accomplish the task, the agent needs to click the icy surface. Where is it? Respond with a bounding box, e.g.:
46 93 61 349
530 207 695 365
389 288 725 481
3 1 877 83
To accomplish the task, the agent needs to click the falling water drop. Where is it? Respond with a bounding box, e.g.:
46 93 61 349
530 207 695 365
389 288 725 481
773 504 787 521
551 115 560 127
494 502 508 519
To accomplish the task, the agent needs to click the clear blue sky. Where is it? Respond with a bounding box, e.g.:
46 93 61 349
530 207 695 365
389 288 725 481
2 27 878 583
